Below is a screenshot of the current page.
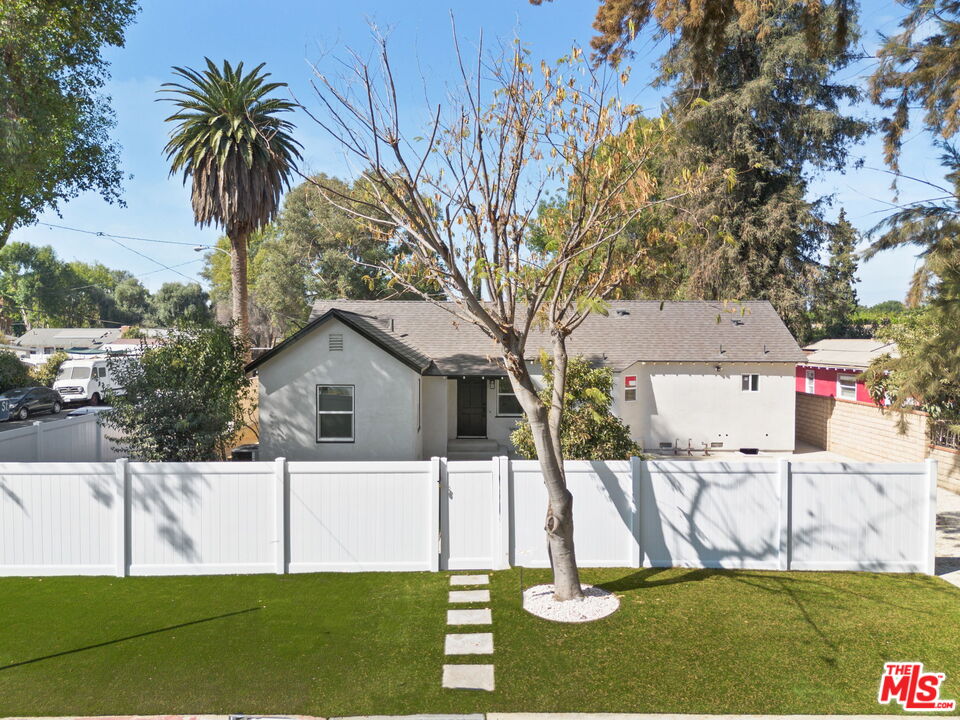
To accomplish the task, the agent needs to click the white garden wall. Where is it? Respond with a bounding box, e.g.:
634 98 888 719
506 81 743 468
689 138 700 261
0 456 938 577
0 414 122 462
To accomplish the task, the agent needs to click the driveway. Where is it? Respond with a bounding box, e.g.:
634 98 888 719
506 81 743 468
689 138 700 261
936 486 960 587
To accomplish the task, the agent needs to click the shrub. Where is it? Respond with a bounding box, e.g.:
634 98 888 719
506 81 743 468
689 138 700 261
511 354 644 460
29 350 69 387
0 350 32 392
102 323 251 461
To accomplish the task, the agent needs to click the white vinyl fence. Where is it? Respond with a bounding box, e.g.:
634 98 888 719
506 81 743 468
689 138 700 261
0 414 122 462
0 456 938 577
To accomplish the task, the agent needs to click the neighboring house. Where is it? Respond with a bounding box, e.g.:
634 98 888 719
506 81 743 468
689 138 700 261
796 338 898 406
794 338 958 491
248 300 805 461
12 328 122 365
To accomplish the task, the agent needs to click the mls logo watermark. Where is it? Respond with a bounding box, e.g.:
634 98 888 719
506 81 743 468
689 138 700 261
878 662 956 711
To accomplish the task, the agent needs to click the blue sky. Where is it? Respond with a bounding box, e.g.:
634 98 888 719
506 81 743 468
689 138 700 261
9 0 941 306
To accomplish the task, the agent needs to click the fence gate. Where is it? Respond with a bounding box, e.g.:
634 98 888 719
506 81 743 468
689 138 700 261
439 458 509 570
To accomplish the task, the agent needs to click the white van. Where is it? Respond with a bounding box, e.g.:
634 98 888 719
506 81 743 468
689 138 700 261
53 359 118 405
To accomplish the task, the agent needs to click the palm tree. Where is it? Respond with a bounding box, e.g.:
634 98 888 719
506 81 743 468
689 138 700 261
160 59 301 339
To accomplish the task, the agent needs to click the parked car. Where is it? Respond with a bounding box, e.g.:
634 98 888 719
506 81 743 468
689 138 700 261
53 358 119 405
0 387 64 420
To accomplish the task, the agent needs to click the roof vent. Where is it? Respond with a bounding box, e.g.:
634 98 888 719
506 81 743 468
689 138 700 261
329 333 343 351
731 318 745 326
616 309 630 316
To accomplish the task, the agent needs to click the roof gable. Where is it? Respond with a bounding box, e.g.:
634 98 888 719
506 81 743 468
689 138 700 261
246 308 433 374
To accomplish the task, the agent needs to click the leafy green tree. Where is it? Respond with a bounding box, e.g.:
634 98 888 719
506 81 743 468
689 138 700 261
29 350 69 387
864 293 960 432
160 59 301 339
812 209 860 337
68 261 151 326
867 300 906 316
102 324 251 460
0 242 92 330
0 350 31 392
248 235 309 346
113 275 152 323
146 282 211 327
512 356 643 460
281 174 418 300
0 0 137 246
201 173 437 345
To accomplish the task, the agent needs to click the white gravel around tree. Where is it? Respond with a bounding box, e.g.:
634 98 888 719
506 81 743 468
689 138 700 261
522 583 620 623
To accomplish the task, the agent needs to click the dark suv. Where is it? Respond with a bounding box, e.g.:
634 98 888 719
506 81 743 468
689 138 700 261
0 387 64 421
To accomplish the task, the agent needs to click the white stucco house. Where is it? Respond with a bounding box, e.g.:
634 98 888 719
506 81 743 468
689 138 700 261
247 300 806 460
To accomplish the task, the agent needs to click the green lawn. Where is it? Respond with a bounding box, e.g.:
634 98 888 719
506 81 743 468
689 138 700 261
1 568 958 716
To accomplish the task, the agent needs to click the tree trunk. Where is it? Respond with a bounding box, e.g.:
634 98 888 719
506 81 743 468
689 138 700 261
505 343 583 602
230 233 249 340
0 216 14 250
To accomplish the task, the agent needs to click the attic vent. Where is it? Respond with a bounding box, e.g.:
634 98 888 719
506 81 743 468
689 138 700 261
616 309 630 316
658 441 673 450
710 441 724 448
329 333 343 351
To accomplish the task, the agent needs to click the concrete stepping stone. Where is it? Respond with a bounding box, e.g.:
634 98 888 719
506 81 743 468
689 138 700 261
445 632 494 655
450 574 489 586
442 663 495 691
447 608 492 625
448 589 489 603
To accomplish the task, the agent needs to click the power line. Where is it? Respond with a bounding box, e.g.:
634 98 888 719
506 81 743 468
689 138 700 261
36 221 215 249
65 257 206 294
107 237 201 285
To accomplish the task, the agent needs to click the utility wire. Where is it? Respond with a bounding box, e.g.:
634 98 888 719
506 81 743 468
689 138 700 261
36 221 215 249
107 237 201 285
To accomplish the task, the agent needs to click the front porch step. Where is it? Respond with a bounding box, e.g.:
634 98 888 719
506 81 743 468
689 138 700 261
447 438 501 460
448 452 502 461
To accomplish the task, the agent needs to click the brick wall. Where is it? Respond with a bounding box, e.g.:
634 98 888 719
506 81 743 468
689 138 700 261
931 446 960 493
796 392 959 490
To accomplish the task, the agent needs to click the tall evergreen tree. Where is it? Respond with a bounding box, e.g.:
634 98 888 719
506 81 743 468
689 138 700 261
617 0 868 339
813 209 860 337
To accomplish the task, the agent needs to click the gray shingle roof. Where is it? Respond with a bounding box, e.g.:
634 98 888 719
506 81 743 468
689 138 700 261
14 327 121 349
305 300 805 375
801 338 899 369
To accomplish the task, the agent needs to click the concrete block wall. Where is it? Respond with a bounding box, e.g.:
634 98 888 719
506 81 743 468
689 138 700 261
796 392 959 490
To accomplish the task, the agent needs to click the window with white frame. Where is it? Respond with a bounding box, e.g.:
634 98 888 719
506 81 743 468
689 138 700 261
741 373 759 392
316 385 354 442
497 378 523 416
837 374 857 400
805 368 815 393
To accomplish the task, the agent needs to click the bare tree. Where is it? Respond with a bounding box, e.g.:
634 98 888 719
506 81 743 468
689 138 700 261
302 28 711 600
